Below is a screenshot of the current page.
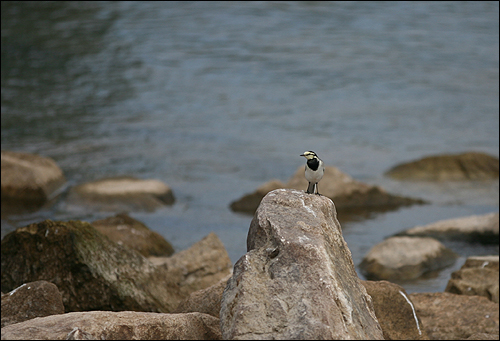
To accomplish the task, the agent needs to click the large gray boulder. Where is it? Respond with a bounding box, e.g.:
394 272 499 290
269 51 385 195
0 311 221 340
1 151 66 213
359 236 458 281
179 276 428 339
220 189 384 340
385 151 499 181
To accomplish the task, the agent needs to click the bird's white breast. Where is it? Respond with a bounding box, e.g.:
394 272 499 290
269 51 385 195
305 164 324 182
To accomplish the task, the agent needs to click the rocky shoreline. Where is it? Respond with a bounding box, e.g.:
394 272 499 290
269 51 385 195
1 150 499 339
1 190 498 340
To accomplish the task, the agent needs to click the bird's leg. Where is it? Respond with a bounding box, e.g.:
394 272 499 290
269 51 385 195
315 183 321 195
307 182 314 194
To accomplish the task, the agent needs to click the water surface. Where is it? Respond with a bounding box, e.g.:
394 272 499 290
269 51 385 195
2 1 498 293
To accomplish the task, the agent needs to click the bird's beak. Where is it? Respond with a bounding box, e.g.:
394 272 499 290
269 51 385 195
300 154 304 157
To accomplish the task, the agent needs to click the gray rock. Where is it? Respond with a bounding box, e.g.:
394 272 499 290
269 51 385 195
2 221 231 314
409 292 499 340
67 176 175 212
359 236 458 280
230 166 425 215
361 280 429 340
0 311 221 340
174 275 231 318
148 232 233 297
221 189 384 340
1 220 183 313
397 212 499 244
92 213 174 257
176 275 431 339
1 151 66 213
445 255 499 303
385 151 499 180
1 281 65 328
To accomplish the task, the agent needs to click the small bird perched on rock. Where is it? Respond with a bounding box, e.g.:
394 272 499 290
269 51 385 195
300 151 325 195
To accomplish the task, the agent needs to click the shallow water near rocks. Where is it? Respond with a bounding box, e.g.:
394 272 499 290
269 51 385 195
1 2 498 294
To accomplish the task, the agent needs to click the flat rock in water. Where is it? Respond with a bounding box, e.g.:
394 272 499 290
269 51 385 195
1 151 66 213
230 165 425 215
385 151 499 180
67 176 175 212
397 212 499 244
229 179 285 213
359 236 458 281
221 189 384 340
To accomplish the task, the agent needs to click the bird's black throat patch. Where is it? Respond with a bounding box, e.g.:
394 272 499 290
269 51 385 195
307 158 320 171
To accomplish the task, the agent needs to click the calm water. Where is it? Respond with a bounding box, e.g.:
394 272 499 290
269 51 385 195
2 1 499 293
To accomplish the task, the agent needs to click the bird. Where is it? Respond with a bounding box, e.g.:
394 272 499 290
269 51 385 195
300 151 325 195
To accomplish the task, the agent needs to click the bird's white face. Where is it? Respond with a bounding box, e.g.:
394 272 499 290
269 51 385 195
301 151 317 160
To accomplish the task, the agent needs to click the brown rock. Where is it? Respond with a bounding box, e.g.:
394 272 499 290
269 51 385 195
409 292 499 340
466 332 500 340
461 255 499 271
174 275 231 318
398 212 499 244
229 179 285 213
362 280 429 340
1 219 183 313
445 255 499 303
0 311 221 340
1 151 66 213
359 236 458 281
179 277 432 339
286 166 423 209
92 213 174 257
149 232 232 297
67 176 175 212
221 189 383 340
385 151 500 181
1 281 65 327
230 166 425 215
